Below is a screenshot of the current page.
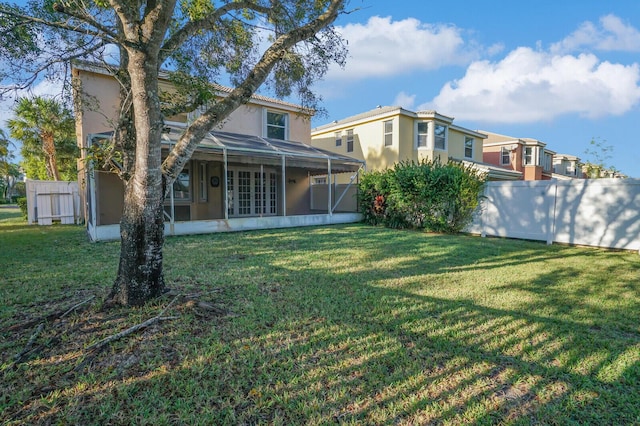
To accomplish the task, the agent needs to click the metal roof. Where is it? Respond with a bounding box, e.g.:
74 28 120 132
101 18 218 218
159 126 364 168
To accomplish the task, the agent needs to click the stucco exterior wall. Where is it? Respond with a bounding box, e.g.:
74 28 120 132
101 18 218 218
447 128 482 163
284 168 311 215
397 115 415 163
220 104 311 143
312 110 486 174
483 144 523 173
73 67 312 146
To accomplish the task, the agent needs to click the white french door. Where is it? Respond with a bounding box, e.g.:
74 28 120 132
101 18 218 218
227 167 277 217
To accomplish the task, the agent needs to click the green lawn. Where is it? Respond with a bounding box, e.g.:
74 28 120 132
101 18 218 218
1 206 638 425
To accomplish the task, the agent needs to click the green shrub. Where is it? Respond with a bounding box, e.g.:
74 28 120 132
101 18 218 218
359 159 486 233
16 197 27 219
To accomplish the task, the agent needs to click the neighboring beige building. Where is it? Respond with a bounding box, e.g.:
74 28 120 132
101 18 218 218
311 106 520 180
73 62 364 241
553 154 584 179
481 131 556 181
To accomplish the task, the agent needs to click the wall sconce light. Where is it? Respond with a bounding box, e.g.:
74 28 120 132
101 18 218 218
288 178 296 184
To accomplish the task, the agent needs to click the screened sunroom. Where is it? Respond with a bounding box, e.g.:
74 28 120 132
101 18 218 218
83 126 365 241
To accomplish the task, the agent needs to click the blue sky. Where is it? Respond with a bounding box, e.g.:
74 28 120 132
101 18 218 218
2 1 639 176
310 0 640 176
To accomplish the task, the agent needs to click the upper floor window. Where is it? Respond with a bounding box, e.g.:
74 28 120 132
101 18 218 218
501 147 511 165
434 124 447 150
335 131 342 147
383 120 393 147
346 129 354 153
417 122 428 148
523 147 535 165
464 137 474 158
265 110 288 140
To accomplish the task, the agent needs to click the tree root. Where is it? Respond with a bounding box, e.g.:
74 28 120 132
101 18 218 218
6 295 95 333
85 295 180 353
10 296 96 365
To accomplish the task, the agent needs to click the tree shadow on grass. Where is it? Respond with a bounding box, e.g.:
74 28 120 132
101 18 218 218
2 224 638 424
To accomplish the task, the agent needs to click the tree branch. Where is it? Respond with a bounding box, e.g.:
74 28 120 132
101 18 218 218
158 1 271 63
161 0 344 185
0 6 117 43
52 1 121 42
0 39 107 94
84 294 181 353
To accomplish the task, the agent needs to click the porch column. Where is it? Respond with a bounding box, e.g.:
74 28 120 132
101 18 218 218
223 148 228 220
327 158 332 216
281 155 287 217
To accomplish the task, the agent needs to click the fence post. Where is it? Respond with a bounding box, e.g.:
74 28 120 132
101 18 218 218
546 181 558 245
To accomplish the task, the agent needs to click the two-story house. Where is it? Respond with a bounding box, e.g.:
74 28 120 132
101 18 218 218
553 154 584 179
311 106 521 181
73 62 364 241
481 131 556 181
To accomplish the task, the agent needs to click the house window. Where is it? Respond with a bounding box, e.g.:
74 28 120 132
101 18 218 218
524 147 534 165
265 110 288 140
335 131 342 147
501 147 511 165
173 167 190 200
199 162 208 202
227 167 277 217
346 129 354 153
313 176 327 185
417 122 428 148
238 170 252 215
383 120 393 147
434 124 447 150
542 152 552 172
464 137 474 158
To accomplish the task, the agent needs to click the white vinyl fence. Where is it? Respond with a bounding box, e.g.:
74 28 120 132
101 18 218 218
26 179 81 225
467 179 640 252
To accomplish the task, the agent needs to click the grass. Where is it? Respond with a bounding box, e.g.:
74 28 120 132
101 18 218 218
1 205 638 425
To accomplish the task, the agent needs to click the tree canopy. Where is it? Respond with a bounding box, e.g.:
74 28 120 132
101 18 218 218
0 0 349 305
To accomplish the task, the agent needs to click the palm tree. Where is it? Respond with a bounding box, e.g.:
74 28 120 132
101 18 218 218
0 129 17 200
7 96 75 181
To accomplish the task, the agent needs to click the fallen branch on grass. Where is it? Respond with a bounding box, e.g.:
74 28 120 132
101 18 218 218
60 295 96 319
10 295 97 365
13 322 45 362
84 295 181 353
6 295 96 332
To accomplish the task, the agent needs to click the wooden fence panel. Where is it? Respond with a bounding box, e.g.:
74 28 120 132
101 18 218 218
25 179 80 226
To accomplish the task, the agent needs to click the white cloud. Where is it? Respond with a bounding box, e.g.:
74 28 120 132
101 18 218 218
326 16 479 80
0 78 65 129
393 91 416 109
423 47 640 123
551 14 640 53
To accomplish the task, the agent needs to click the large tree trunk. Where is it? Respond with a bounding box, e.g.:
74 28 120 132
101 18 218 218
109 177 166 306
108 49 167 306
